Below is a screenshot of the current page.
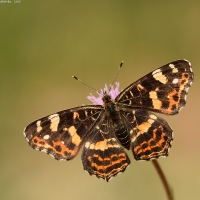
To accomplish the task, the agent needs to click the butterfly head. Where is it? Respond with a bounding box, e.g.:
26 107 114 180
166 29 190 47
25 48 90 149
102 93 115 107
102 93 111 102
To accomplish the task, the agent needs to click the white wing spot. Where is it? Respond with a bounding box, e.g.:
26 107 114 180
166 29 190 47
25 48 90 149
49 154 55 159
130 91 134 97
36 120 41 126
85 142 90 148
41 149 48 153
171 132 174 139
152 68 161 75
185 87 189 93
48 113 59 119
184 95 187 101
48 114 60 132
43 134 50 140
23 127 27 137
148 119 154 124
153 72 168 84
172 68 178 73
36 120 42 132
155 87 159 91
190 67 193 72
63 127 68 131
169 63 175 68
85 139 120 151
172 78 179 84
179 106 184 112
73 112 79 119
137 84 144 91
149 114 157 120
91 117 96 121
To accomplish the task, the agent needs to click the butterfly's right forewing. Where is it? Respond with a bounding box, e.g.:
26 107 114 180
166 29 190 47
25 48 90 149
116 60 194 115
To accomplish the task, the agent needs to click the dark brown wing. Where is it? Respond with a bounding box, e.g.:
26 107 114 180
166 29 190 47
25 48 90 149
119 106 173 160
116 60 194 115
81 114 130 181
23 105 103 160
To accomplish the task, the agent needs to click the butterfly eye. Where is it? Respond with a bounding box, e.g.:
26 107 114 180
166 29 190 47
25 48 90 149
102 94 111 102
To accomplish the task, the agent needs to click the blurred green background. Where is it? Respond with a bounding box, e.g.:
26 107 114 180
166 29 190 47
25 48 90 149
0 1 199 200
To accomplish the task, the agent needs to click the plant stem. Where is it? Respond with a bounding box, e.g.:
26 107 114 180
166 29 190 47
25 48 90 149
152 160 174 200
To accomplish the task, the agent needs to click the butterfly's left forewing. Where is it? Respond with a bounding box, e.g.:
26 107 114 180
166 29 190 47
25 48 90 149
24 105 103 160
116 60 194 115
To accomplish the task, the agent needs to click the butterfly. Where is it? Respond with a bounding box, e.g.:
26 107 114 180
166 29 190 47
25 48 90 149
24 59 194 181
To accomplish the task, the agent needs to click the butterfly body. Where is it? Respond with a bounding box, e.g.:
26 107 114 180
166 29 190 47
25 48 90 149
24 59 194 181
103 93 131 149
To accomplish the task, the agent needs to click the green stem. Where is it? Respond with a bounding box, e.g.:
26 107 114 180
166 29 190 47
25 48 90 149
152 160 174 200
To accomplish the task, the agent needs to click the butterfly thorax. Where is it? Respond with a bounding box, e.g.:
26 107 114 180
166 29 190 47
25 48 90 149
102 94 130 149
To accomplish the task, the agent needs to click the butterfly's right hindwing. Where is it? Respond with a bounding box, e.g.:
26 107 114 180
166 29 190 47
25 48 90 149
120 106 173 160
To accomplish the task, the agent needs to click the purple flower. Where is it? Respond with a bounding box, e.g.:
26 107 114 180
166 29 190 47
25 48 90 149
87 82 120 105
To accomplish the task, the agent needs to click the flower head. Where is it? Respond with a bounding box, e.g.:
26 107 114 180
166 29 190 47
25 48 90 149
87 82 120 105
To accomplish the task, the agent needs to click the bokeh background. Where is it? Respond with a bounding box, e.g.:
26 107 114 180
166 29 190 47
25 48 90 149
0 1 199 200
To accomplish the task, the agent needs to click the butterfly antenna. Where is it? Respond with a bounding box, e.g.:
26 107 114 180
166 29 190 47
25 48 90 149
109 61 124 91
72 76 100 93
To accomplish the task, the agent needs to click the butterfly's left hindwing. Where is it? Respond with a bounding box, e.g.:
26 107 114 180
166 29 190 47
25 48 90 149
24 105 102 160
116 60 194 115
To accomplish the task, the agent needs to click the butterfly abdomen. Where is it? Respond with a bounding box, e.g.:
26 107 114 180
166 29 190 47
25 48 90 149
114 123 130 149
103 94 130 149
